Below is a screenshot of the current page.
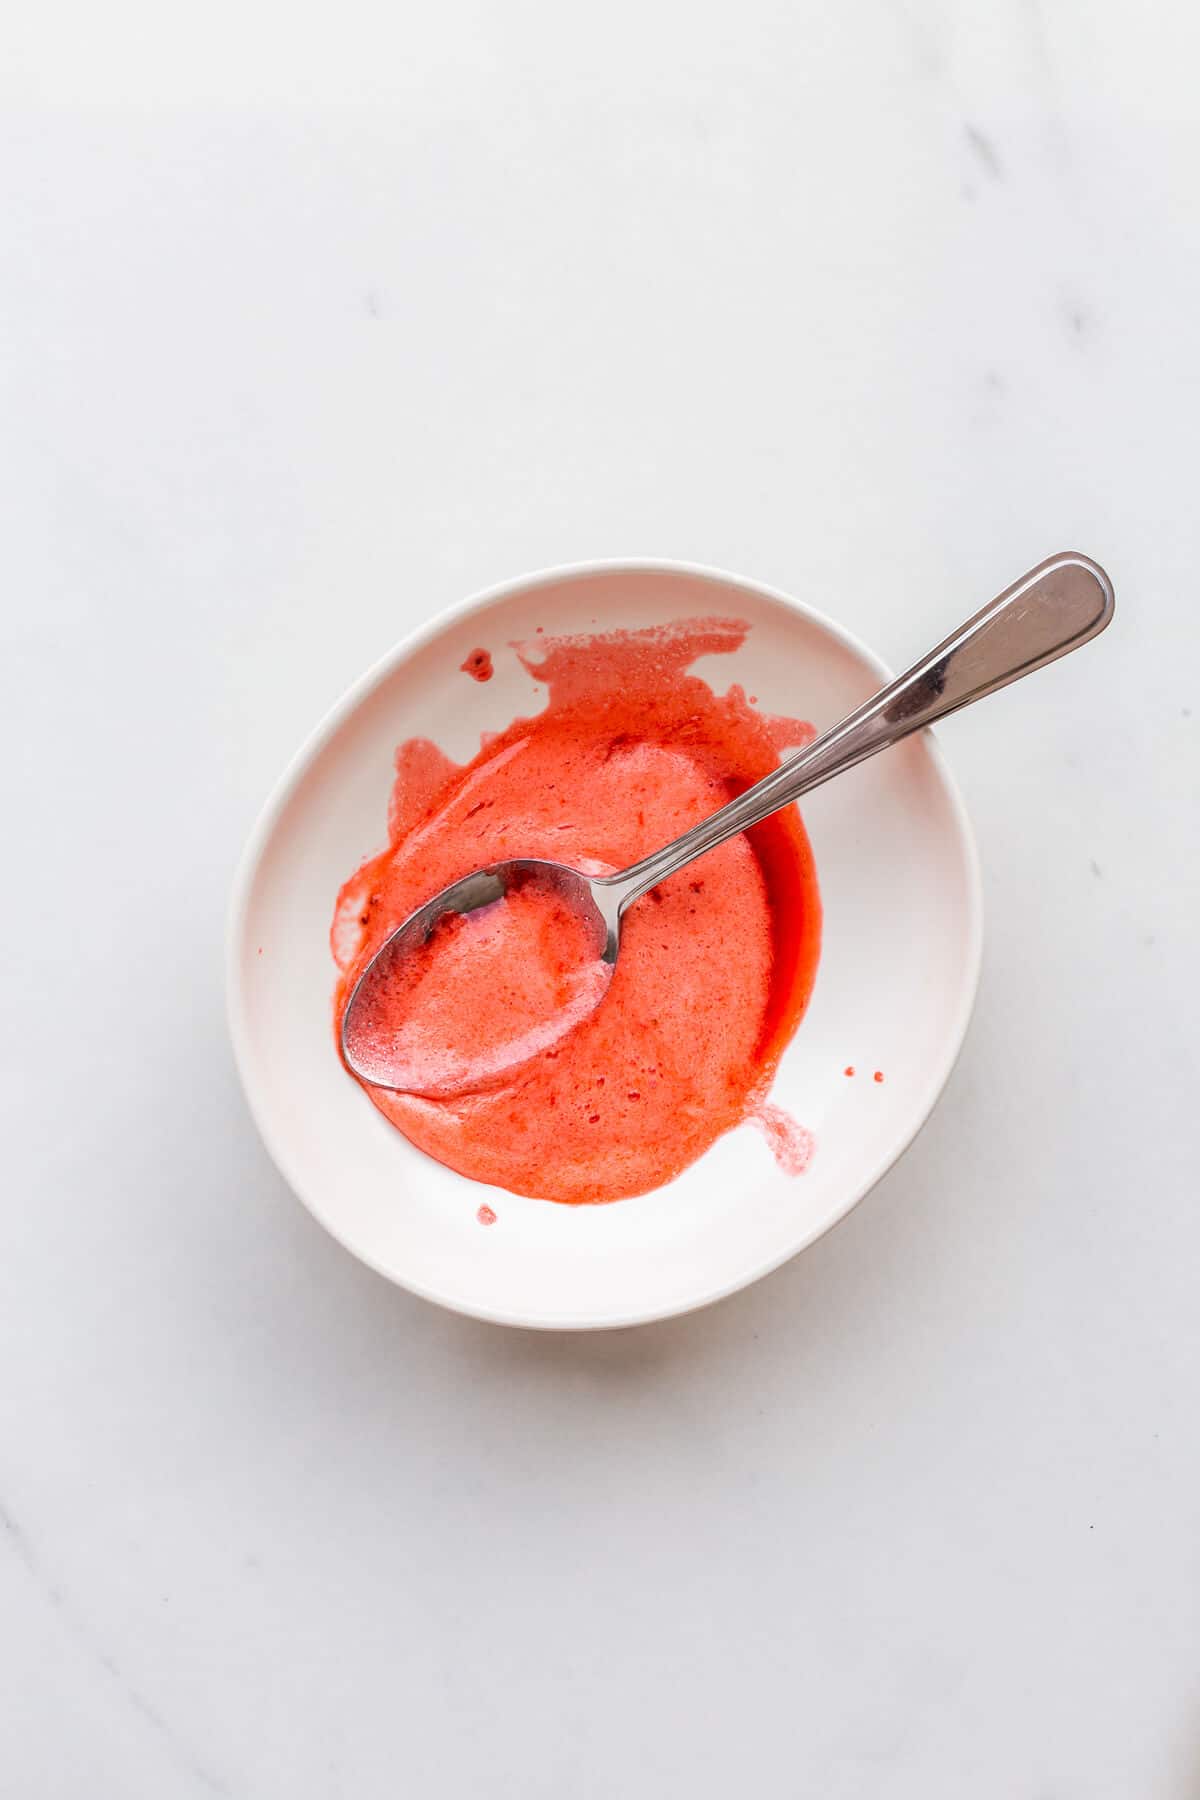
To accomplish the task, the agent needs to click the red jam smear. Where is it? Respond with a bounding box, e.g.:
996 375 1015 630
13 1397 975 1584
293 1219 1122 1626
332 618 821 1204
461 648 493 681
753 1103 815 1176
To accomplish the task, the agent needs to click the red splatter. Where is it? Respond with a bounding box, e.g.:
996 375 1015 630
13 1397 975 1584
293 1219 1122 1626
461 648 494 682
873 1070 885 1083
844 1064 855 1076
476 1203 497 1226
753 1103 814 1176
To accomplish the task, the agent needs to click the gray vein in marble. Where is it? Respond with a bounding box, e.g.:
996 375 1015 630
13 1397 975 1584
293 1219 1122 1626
0 1490 230 1796
1022 0 1061 96
1 1492 55 1587
964 122 1003 180
1064 297 1092 341
1022 0 1076 179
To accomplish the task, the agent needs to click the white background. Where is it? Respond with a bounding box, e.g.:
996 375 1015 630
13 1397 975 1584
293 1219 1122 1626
3 3 1199 1795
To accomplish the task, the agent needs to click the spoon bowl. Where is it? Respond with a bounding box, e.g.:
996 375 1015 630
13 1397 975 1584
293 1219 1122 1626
340 857 616 1093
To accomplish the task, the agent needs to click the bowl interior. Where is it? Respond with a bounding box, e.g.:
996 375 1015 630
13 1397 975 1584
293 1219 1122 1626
228 565 980 1327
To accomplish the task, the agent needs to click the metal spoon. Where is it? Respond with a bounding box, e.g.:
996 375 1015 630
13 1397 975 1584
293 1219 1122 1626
343 552 1114 1091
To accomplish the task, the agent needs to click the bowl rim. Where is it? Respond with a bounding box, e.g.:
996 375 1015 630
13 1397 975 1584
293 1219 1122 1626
226 557 984 1329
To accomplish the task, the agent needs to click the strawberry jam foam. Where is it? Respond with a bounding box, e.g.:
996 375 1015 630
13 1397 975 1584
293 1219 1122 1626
331 618 821 1204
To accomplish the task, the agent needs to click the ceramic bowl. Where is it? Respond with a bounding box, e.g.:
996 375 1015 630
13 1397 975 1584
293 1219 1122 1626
227 562 982 1328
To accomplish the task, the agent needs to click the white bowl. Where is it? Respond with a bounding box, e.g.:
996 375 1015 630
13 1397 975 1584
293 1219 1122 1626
227 562 982 1329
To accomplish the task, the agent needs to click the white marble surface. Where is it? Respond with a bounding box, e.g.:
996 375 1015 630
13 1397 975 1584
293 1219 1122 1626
3 3 1199 1794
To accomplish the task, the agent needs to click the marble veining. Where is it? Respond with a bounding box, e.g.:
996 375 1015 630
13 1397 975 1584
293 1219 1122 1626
3 1 1199 1795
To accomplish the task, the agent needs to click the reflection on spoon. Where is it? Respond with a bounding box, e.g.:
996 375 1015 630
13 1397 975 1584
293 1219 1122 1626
341 863 612 1095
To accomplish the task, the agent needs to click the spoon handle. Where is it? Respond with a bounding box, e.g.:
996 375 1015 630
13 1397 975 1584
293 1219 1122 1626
606 552 1114 910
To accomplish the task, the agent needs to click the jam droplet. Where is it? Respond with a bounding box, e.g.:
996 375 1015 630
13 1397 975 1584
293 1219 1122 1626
843 1065 855 1077
461 648 494 682
476 1203 497 1225
873 1070 884 1083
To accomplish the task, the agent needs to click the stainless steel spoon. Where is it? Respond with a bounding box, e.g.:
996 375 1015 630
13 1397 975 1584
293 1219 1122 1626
343 552 1114 1091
